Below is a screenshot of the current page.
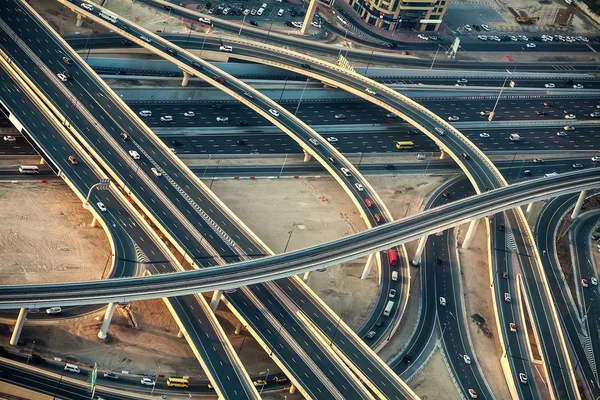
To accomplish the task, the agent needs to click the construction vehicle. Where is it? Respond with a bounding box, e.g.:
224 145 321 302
515 16 539 24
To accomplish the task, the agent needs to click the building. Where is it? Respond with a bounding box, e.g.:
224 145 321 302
347 0 449 32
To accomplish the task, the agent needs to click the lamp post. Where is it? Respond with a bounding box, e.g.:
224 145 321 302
364 49 375 76
84 178 110 207
264 18 276 44
238 14 248 36
185 23 195 50
338 29 348 57
294 77 310 116
209 160 220 189
283 223 296 252
488 70 512 123
278 154 288 178
430 44 441 70
199 33 209 59
260 369 270 395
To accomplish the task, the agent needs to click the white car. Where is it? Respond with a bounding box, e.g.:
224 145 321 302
526 43 536 48
354 183 364 191
308 138 319 146
544 83 555 88
97 202 107 212
269 109 280 117
417 34 429 40
150 167 162 177
160 116 173 122
199 17 212 24
565 114 576 119
479 110 490 116
219 45 233 52
464 25 472 32
556 131 567 137
81 3 94 11
389 289 396 298
340 167 351 177
463 355 471 364
519 373 528 384
592 157 600 162
45 307 62 315
57 73 68 82
140 35 152 43
326 137 338 143
140 378 155 386
448 116 460 121
128 150 140 160
292 21 303 29
592 277 598 286
439 297 446 306
573 84 584 89
3 135 16 142
334 114 346 119
479 133 490 138
457 79 468 83
216 116 229 122
311 21 322 28
481 24 490 31
184 111 195 117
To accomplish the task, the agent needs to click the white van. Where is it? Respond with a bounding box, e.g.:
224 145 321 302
391 271 398 281
277 8 284 16
383 301 394 316
64 363 81 374
139 110 152 117
544 172 558 177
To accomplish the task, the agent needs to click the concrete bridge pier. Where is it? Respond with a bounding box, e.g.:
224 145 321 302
76 14 83 27
182 71 191 87
360 253 376 280
234 320 243 335
302 271 311 281
462 219 480 249
303 149 312 162
210 290 223 312
9 308 27 346
300 0 318 35
571 190 588 219
39 158 46 165
97 302 117 339
412 235 428 265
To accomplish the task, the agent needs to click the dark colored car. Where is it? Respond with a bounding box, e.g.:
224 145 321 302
435 257 442 265
375 320 384 327
165 47 177 56
237 120 248 126
300 63 311 70
237 140 247 145
499 224 505 231
191 62 204 70
384 164 396 170
249 20 258 26
120 39 133 46
284 21 293 27
214 76 226 84
31 354 46 364
172 140 183 147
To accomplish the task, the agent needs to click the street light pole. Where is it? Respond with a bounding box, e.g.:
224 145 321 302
294 77 310 116
283 223 296 252
430 45 441 70
209 160 220 189
488 70 512 123
238 14 247 36
364 49 375 76
260 369 270 395
84 179 110 207
278 154 288 178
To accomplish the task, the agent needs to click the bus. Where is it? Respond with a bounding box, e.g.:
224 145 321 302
18 165 39 174
395 141 415 150
383 301 395 316
99 10 118 23
166 377 189 388
388 249 398 266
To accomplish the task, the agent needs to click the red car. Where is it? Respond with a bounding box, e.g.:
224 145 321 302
509 322 517 332
365 199 374 208
535 111 547 115
214 76 226 84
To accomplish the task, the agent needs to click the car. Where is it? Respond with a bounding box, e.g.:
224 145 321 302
499 224 505 231
366 331 377 339
292 21 303 28
407 129 418 135
523 170 532 176
556 131 568 137
160 116 173 122
104 372 119 380
592 234 600 240
434 256 442 265
165 47 177 56
375 320 384 328
435 127 446 136
199 17 212 24
389 289 397 298
509 322 517 332
417 34 429 40
463 355 472 364
457 79 468 83
365 88 377 96
274 376 288 383
216 116 229 122
327 137 338 143
237 120 248 126
544 83 555 88
365 199 373 208
481 24 490 31
150 167 162 177
97 202 107 212
183 111 195 117
455 83 466 87
3 136 16 142
327 157 336 164
253 380 266 387
309 138 319 146
563 125 575 131
573 84 584 89
448 116 460 121
442 191 450 199
533 158 544 163
461 152 470 160
128 150 140 160
139 35 152 43
403 355 412 364
45 307 62 315
384 164 396 170
374 214 384 224
214 76 226 84
334 114 346 119
269 109 280 117
592 277 598 286
243 92 254 100
62 57 73 65
120 132 129 141
284 21 293 27
219 45 233 52
535 111 547 115
31 354 46 364
57 73 68 82
141 377 155 386
300 63 311 70
565 114 576 119
355 183 364 191
479 110 490 116
464 25 472 32
81 3 94 11
592 157 600 162
581 279 589 287
543 102 553 107
68 155 78 165
573 163 584 169
439 297 446 306
468 389 478 398
385 113 397 118
519 373 528 384
590 112 600 118
340 167 351 177
526 43 536 48
479 133 490 138
249 20 258 26
504 293 512 302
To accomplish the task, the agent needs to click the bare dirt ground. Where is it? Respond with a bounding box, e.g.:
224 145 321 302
0 181 110 285
457 221 511 400
410 347 460 400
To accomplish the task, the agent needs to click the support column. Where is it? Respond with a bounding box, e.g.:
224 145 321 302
462 219 480 250
39 158 46 165
289 384 297 394
303 149 312 162
90 216 98 228
300 0 319 35
412 235 428 266
181 71 190 87
360 253 376 280
210 290 223 312
97 302 117 339
76 14 83 27
302 271 311 281
234 320 243 335
439 150 447 160
525 202 534 218
9 308 27 346
177 329 184 339
571 190 588 220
